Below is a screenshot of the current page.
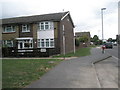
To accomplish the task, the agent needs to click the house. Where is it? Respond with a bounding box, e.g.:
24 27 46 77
75 32 91 46
1 11 75 57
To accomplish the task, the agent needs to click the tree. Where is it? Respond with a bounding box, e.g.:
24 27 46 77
79 36 89 43
107 38 112 42
92 35 99 45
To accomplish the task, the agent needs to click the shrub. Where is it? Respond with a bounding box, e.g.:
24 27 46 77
75 38 80 47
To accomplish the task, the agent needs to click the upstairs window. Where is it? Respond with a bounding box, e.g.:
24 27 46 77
22 24 30 32
39 21 54 30
3 26 15 33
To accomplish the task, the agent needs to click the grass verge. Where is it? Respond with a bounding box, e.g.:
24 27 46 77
53 47 91 58
2 59 62 88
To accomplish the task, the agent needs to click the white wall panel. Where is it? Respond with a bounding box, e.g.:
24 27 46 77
37 30 54 39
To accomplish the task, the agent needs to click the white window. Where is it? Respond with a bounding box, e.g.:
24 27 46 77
38 39 40 48
3 40 13 47
24 40 33 48
3 26 15 33
22 24 30 32
50 39 54 47
38 39 54 48
40 22 44 30
39 21 54 30
17 39 33 49
41 39 45 47
46 39 49 47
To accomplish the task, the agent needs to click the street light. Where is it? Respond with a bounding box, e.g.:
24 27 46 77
101 8 106 43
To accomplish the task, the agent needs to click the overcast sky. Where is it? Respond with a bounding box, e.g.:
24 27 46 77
0 0 119 39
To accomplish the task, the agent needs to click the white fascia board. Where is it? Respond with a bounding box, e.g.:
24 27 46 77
61 12 70 21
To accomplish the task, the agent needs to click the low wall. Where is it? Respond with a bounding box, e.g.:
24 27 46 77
2 47 60 57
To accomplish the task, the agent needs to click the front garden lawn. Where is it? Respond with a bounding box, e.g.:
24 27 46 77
53 47 91 57
2 59 62 88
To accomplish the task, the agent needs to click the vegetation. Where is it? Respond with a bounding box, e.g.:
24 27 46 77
75 38 80 46
2 59 63 88
91 35 102 45
79 35 89 43
75 36 89 47
53 47 91 57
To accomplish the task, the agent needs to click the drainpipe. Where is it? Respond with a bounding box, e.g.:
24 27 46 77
73 35 76 54
62 25 65 60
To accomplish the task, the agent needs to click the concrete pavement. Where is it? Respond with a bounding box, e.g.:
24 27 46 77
26 47 118 88
94 56 118 88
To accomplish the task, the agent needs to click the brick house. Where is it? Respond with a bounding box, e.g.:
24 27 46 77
1 11 75 57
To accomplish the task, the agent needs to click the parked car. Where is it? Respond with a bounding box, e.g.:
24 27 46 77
113 42 117 46
104 42 113 49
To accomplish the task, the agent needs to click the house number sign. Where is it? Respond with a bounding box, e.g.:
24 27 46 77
40 49 46 52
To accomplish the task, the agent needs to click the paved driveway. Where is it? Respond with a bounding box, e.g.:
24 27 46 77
26 47 118 88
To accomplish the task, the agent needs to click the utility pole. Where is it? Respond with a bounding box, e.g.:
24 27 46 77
101 8 106 43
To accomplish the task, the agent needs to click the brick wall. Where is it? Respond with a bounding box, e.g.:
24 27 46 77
2 25 19 40
59 14 74 54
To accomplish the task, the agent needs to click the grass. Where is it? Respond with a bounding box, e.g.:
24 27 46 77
2 47 93 89
2 59 63 88
53 47 91 58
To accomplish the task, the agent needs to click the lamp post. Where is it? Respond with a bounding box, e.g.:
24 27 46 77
101 8 106 43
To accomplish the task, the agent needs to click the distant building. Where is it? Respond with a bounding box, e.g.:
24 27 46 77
1 11 75 57
75 32 91 46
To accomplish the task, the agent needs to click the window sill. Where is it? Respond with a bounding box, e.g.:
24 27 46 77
22 31 30 33
2 32 16 34
39 29 54 31
38 47 55 48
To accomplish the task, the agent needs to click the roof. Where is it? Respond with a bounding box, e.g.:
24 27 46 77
75 32 91 37
1 12 68 24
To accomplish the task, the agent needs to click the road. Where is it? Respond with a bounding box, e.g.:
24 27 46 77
105 46 118 58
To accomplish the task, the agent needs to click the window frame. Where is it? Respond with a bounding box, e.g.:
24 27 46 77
3 40 13 47
50 39 54 47
39 21 53 30
22 24 30 32
38 39 54 48
3 26 15 33
23 39 33 49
